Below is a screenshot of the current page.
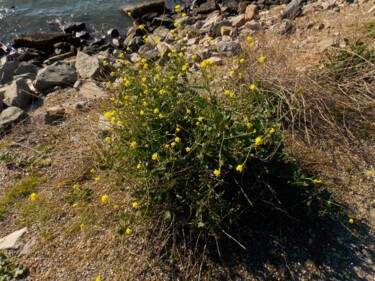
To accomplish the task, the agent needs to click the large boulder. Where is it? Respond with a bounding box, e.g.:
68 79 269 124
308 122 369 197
281 0 304 19
13 33 72 53
245 4 258 20
193 0 218 15
34 61 77 92
0 106 26 133
3 78 32 109
122 0 166 19
75 51 101 79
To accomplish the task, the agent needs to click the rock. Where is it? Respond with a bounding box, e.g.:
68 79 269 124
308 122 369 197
44 51 75 65
75 51 101 79
54 42 72 54
207 56 223 66
107 28 120 38
0 107 26 133
138 44 154 55
281 0 303 20
151 17 175 28
142 49 160 61
62 22 86 34
44 106 66 124
34 61 77 92
75 31 90 40
153 26 170 40
238 1 251 14
0 43 7 57
220 0 239 14
212 21 232 37
201 11 222 31
14 62 38 77
0 60 19 85
78 81 106 99
230 14 246 28
245 4 258 20
242 20 261 30
122 0 166 19
317 37 339 51
221 26 234 36
13 33 72 53
20 237 37 256
128 36 145 53
156 42 172 56
358 0 368 4
0 227 27 250
217 41 242 56
278 20 296 35
75 101 89 111
193 0 218 15
3 78 32 109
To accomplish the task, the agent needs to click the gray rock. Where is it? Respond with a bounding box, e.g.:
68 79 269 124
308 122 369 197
0 227 27 250
138 44 154 55
216 41 242 56
281 0 304 20
14 62 38 76
44 51 75 65
153 26 170 40
0 107 26 133
143 49 160 61
20 237 37 256
3 78 32 109
122 0 166 19
78 81 106 99
75 51 101 79
151 17 174 28
212 21 232 37
156 42 172 56
128 36 145 53
0 61 19 85
34 61 77 92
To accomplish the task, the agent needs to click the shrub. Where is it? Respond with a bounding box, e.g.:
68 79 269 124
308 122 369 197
103 39 317 247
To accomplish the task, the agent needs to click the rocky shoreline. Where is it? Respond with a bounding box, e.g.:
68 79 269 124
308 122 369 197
0 0 373 135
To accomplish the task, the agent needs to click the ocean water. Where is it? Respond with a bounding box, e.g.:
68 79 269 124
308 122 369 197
0 0 176 44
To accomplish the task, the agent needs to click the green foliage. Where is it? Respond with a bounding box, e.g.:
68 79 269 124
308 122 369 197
103 41 317 242
324 39 375 81
0 253 29 280
0 176 46 218
365 21 375 38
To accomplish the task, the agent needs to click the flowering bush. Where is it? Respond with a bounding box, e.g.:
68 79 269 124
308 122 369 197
103 39 314 242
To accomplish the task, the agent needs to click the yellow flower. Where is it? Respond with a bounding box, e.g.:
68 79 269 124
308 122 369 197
247 36 253 41
229 70 235 77
171 142 176 148
313 179 322 184
175 4 181 11
247 123 253 129
229 92 235 98
191 54 197 60
175 137 181 143
73 183 79 189
366 170 373 176
103 60 108 66
240 58 245 64
127 11 132 16
349 218 354 224
138 24 145 30
132 202 139 208
130 141 137 148
105 136 111 143
196 121 200 126
255 137 263 146
72 203 78 207
158 113 164 118
236 165 244 172
159 89 165 95
182 63 189 71
249 84 256 91
154 108 159 114
136 163 142 169
110 71 115 77
140 110 145 115
101 194 109 204
94 177 100 181
96 276 101 281
152 153 158 161
182 12 187 17
126 228 133 235
224 90 230 95
213 169 221 177
117 120 123 127
142 77 147 82
80 223 85 229
258 56 266 63
176 127 181 133
29 193 37 201
269 128 275 134
118 53 125 59
90 168 95 173
110 117 116 123
207 38 211 44
186 109 191 114
106 81 111 87
143 101 148 106
185 147 191 152
170 29 175 34
165 144 170 149
198 116 204 122
174 21 178 27
250 42 255 48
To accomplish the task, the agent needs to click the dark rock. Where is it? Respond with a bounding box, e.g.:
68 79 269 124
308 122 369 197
90 38 107 47
193 0 218 15
0 106 26 133
0 61 19 85
122 0 166 19
34 61 77 92
151 17 175 28
15 49 44 63
212 20 232 37
63 22 86 34
44 51 75 65
216 40 242 56
0 44 7 57
220 0 238 14
54 42 71 54
107 28 120 38
281 0 304 20
3 78 32 109
13 33 72 53
14 62 38 76
238 0 251 13
141 11 159 22
128 36 145 53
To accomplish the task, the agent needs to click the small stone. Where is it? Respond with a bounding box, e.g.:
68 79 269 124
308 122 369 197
230 14 246 28
221 26 234 37
107 28 120 38
216 41 242 56
245 4 258 21
78 81 106 99
4 78 32 109
20 237 37 255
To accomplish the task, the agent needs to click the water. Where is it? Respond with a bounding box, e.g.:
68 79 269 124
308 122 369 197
0 0 175 44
